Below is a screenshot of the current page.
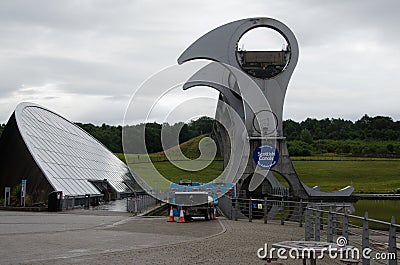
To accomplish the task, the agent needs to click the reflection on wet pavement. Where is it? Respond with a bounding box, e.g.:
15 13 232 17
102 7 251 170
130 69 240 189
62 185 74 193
91 198 127 212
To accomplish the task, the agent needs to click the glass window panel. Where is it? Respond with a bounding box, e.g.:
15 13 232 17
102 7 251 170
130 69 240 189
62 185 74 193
20 105 135 197
65 179 80 194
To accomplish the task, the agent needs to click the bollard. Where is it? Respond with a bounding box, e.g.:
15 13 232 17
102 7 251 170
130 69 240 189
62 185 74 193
362 212 370 265
388 216 397 265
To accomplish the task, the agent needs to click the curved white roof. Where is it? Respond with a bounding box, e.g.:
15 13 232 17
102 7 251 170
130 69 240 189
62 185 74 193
15 102 134 196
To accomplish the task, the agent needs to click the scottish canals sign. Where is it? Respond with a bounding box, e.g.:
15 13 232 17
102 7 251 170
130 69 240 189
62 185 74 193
253 144 279 168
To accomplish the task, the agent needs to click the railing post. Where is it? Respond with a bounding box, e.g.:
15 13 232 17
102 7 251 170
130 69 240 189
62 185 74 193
280 197 284 225
309 207 314 239
362 211 370 265
299 199 303 227
230 197 233 220
388 216 397 265
305 207 311 241
342 211 349 241
141 196 144 212
314 206 321 241
248 198 252 222
327 207 333 243
263 197 268 224
134 197 138 213
234 198 238 221
333 211 337 236
319 202 324 231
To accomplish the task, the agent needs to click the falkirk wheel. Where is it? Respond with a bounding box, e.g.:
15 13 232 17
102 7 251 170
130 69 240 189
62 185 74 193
177 17 354 199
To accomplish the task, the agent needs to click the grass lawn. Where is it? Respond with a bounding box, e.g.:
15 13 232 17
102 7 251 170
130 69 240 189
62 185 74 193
118 133 400 194
119 152 400 193
291 159 400 193
120 153 224 186
150 160 224 184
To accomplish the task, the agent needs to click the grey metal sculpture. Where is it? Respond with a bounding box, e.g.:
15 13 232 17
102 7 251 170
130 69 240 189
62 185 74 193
178 17 354 199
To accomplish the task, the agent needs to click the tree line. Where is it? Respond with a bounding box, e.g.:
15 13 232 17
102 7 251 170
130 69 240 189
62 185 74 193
76 116 214 154
283 115 400 156
0 115 399 156
283 115 400 141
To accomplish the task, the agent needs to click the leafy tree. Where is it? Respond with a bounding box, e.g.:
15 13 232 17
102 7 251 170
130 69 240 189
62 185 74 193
387 144 394 153
300 129 313 144
283 119 301 140
287 140 312 156
82 117 215 154
45 115 400 156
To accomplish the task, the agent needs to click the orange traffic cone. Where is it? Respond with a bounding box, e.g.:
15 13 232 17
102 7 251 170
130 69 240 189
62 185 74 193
167 205 175 222
177 206 185 223
213 205 217 220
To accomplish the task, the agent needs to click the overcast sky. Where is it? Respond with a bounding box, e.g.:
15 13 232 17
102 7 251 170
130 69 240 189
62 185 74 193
1 0 399 125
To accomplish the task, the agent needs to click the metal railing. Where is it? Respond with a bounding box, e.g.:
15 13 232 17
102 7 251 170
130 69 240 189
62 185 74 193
218 196 308 225
127 195 159 214
266 187 291 197
62 194 102 209
62 195 77 210
306 205 399 265
218 195 399 264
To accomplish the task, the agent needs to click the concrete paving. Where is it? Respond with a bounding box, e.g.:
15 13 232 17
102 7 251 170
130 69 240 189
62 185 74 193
0 210 345 265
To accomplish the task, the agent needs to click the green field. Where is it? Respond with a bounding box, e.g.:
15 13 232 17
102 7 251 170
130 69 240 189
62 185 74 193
148 160 223 184
289 156 400 193
118 135 400 193
119 155 400 193
291 159 400 193
119 135 224 185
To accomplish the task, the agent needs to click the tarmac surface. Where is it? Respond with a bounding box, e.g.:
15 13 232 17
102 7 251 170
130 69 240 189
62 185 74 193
0 210 344 265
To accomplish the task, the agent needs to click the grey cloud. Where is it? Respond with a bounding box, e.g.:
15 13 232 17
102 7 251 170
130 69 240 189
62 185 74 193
0 0 399 124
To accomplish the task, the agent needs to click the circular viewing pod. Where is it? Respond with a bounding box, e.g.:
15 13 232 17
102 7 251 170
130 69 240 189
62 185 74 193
236 27 291 79
177 17 299 86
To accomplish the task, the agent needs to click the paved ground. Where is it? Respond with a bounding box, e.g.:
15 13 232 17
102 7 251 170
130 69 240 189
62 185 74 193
0 210 346 265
